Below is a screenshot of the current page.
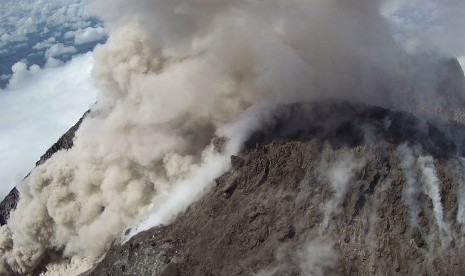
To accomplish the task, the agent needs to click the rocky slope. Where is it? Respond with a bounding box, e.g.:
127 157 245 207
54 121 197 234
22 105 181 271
2 101 465 275
86 102 465 276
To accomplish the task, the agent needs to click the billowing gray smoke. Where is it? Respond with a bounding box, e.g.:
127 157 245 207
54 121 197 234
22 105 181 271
1 0 465 274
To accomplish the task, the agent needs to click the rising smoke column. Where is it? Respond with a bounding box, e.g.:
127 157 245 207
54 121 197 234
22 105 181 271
320 150 365 230
417 155 451 240
397 144 421 226
456 158 465 225
1 0 465 274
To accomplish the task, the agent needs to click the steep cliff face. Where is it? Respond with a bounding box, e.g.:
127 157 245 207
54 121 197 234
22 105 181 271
87 102 465 276
0 189 18 226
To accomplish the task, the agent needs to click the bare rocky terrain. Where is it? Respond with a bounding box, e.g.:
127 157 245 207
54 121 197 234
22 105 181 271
86 102 465 276
2 100 465 276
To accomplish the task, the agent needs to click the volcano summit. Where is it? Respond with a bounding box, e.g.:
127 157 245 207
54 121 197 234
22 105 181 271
2 0 465 275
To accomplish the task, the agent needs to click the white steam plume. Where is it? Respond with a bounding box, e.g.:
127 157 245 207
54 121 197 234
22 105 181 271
321 150 364 230
456 158 465 225
126 104 275 239
1 0 465 274
383 0 465 57
299 239 336 276
417 155 451 240
251 237 335 276
397 144 421 226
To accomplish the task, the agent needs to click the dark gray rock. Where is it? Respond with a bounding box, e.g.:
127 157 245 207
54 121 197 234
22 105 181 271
0 188 18 226
88 102 465 276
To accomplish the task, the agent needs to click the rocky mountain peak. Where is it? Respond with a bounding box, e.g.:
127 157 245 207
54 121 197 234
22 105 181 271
86 101 465 276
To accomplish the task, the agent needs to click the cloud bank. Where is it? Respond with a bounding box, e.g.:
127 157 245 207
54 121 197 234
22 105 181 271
45 43 77 58
0 0 92 48
0 0 106 89
0 53 97 200
74 27 107 45
1 0 465 274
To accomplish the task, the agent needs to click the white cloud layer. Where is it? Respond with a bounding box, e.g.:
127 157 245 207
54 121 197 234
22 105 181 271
45 43 77 58
33 37 57 50
0 0 92 49
0 53 97 199
74 27 107 45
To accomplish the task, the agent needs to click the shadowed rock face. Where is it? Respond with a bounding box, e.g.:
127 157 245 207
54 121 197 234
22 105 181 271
243 101 457 160
87 101 465 276
0 189 18 226
0 112 88 226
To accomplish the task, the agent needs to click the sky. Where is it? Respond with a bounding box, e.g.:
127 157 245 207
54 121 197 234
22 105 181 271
0 0 105 199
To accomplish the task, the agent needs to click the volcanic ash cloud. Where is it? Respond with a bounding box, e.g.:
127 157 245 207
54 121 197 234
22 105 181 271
2 0 465 274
